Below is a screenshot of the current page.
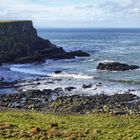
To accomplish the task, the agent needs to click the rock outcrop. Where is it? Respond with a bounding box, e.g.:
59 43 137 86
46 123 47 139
0 89 140 115
97 62 139 71
0 20 89 64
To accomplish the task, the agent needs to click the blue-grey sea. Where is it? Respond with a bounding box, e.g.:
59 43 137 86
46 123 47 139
38 28 140 82
1 28 140 95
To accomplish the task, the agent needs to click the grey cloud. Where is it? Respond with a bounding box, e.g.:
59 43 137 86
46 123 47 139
0 0 140 27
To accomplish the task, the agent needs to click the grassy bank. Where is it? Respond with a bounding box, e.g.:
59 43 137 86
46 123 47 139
0 111 140 140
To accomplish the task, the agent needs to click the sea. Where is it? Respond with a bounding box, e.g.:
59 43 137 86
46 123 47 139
1 28 140 95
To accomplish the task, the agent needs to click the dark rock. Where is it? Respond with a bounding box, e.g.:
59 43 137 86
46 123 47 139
82 84 92 89
0 77 4 81
0 81 17 88
97 62 139 71
96 83 102 87
49 93 139 114
67 50 90 57
53 79 62 81
54 70 62 74
65 86 76 92
1 87 139 115
14 56 45 64
37 82 41 85
109 93 137 103
114 112 127 116
54 87 64 93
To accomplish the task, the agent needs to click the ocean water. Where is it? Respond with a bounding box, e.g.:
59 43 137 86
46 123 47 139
39 28 140 82
3 28 140 95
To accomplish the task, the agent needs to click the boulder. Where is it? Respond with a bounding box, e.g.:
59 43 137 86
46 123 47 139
54 70 62 74
82 84 92 89
67 50 90 57
65 86 76 91
97 62 139 71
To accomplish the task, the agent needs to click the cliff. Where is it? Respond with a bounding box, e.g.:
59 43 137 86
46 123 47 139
0 20 89 64
0 20 38 45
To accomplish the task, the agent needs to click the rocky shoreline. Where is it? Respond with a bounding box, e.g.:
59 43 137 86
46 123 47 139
0 20 140 116
0 87 140 115
0 63 140 115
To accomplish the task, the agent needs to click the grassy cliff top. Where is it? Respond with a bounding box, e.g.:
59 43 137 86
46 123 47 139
0 20 32 24
0 110 140 139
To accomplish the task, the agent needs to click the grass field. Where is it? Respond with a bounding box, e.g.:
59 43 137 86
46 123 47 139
0 20 31 23
0 111 140 140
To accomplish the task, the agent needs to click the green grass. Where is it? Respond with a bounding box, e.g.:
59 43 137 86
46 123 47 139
0 112 140 140
0 20 31 23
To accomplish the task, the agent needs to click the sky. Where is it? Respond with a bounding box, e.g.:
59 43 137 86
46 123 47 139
0 0 140 28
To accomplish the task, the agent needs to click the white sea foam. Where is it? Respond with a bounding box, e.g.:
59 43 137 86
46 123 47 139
10 65 93 79
10 66 46 76
49 72 93 79
98 60 115 64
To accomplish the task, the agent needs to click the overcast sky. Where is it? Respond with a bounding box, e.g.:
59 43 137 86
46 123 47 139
0 0 140 28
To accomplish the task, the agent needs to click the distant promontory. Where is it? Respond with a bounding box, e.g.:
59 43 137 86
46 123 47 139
0 20 89 64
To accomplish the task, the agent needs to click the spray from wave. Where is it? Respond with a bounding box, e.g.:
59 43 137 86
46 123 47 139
49 72 93 79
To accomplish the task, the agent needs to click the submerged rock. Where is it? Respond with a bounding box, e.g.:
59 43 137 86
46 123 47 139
65 86 76 91
67 50 90 57
82 84 92 89
0 20 89 64
54 70 62 74
97 62 139 71
0 81 17 88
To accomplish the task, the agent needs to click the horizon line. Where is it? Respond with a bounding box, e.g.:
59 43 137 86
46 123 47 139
36 27 140 29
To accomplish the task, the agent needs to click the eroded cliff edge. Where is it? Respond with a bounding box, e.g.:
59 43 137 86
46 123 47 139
0 20 89 64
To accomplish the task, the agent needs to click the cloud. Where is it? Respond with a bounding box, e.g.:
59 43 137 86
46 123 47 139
0 0 140 27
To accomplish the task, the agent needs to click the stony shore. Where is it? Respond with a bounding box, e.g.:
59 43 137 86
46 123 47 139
0 86 140 115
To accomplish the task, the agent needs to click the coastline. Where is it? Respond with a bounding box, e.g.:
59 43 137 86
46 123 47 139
0 26 140 140
0 25 140 116
0 74 140 115
0 60 140 116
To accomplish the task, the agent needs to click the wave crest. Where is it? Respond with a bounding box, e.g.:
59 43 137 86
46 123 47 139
49 72 93 79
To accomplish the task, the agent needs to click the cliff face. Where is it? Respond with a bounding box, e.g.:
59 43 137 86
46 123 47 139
0 20 89 64
0 21 38 49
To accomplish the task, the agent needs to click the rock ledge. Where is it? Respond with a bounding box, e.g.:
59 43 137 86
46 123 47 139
97 62 139 71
